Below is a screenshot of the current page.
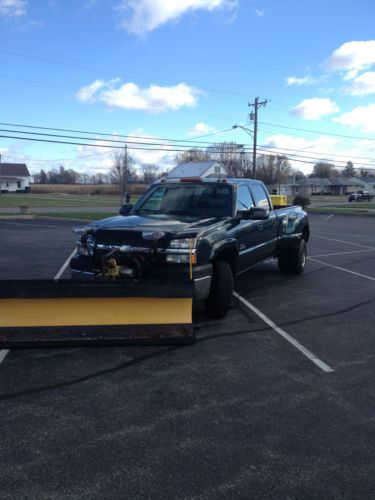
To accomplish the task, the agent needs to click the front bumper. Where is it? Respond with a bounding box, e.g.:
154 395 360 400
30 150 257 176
70 256 213 301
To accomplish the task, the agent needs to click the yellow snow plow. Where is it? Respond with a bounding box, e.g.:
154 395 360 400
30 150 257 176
0 279 194 347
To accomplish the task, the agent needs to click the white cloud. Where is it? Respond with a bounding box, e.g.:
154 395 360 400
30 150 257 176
126 129 176 169
291 98 339 120
325 40 375 78
285 75 315 86
342 71 375 96
333 103 375 133
0 0 27 17
76 80 106 102
77 79 202 113
115 0 238 35
255 9 264 17
188 122 214 136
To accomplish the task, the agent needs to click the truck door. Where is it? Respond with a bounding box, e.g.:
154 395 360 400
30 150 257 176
249 183 279 258
235 184 260 272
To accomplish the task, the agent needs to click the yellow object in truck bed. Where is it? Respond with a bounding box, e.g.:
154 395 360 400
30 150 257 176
270 195 288 207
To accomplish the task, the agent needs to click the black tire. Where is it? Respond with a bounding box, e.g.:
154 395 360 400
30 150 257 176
278 239 307 274
205 261 233 319
278 252 291 273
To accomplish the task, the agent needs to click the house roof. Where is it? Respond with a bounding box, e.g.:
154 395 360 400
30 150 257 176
297 177 332 186
167 161 228 179
0 163 30 177
356 176 375 184
296 176 366 187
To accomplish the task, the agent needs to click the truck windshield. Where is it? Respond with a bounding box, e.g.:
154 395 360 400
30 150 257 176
135 183 233 217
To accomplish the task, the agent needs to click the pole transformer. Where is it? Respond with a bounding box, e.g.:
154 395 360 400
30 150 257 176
249 97 267 179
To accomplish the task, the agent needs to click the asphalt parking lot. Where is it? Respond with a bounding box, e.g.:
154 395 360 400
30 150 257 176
1 214 375 499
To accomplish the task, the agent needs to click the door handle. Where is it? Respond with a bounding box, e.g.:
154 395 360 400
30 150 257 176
258 223 263 230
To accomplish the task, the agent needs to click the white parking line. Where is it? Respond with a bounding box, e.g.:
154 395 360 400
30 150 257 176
308 257 375 282
0 247 77 367
324 214 334 221
233 292 334 373
310 248 375 258
314 234 375 250
0 349 9 365
54 247 77 281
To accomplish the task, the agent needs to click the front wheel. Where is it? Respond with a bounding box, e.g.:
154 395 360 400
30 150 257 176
205 261 233 319
278 239 307 274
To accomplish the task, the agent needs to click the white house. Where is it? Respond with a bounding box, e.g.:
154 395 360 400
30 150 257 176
267 176 372 197
0 163 31 193
167 161 229 179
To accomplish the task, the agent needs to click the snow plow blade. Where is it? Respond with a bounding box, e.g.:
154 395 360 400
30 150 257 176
0 280 194 347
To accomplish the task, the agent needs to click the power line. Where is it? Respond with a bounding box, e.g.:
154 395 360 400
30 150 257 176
0 44 250 103
257 147 375 168
0 121 233 145
0 133 252 154
256 126 375 161
0 128 247 153
257 142 375 162
259 121 375 141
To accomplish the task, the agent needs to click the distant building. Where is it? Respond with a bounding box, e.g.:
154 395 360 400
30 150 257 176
267 176 373 197
167 161 229 179
0 163 31 193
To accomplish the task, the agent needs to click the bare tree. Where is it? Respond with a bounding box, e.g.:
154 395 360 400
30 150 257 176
110 149 136 199
310 162 338 178
140 164 159 184
175 148 212 164
256 154 292 184
342 161 356 177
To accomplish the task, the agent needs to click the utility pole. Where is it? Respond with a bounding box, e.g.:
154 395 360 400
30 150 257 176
122 144 128 204
249 97 267 179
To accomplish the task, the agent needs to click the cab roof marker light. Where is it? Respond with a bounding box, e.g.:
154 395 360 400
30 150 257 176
180 177 203 183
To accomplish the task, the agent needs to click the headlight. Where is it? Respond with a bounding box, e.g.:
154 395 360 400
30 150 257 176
169 238 194 249
77 233 94 256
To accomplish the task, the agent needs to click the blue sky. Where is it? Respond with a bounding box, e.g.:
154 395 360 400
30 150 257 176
1 0 375 175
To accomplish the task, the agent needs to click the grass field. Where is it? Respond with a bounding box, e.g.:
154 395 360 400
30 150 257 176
30 183 147 195
0 193 138 208
307 207 375 216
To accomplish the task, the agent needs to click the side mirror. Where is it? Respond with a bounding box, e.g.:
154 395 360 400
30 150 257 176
119 203 133 216
240 207 269 220
249 207 269 220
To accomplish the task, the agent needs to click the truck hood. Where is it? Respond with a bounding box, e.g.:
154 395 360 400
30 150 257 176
90 214 227 237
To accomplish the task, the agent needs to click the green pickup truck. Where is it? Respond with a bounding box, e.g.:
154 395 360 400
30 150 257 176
71 177 310 318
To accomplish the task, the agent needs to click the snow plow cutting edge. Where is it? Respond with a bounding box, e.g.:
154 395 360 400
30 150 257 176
0 279 194 347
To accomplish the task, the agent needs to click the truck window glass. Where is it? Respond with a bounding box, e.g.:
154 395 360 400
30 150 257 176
250 184 271 209
137 184 233 217
236 185 255 211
